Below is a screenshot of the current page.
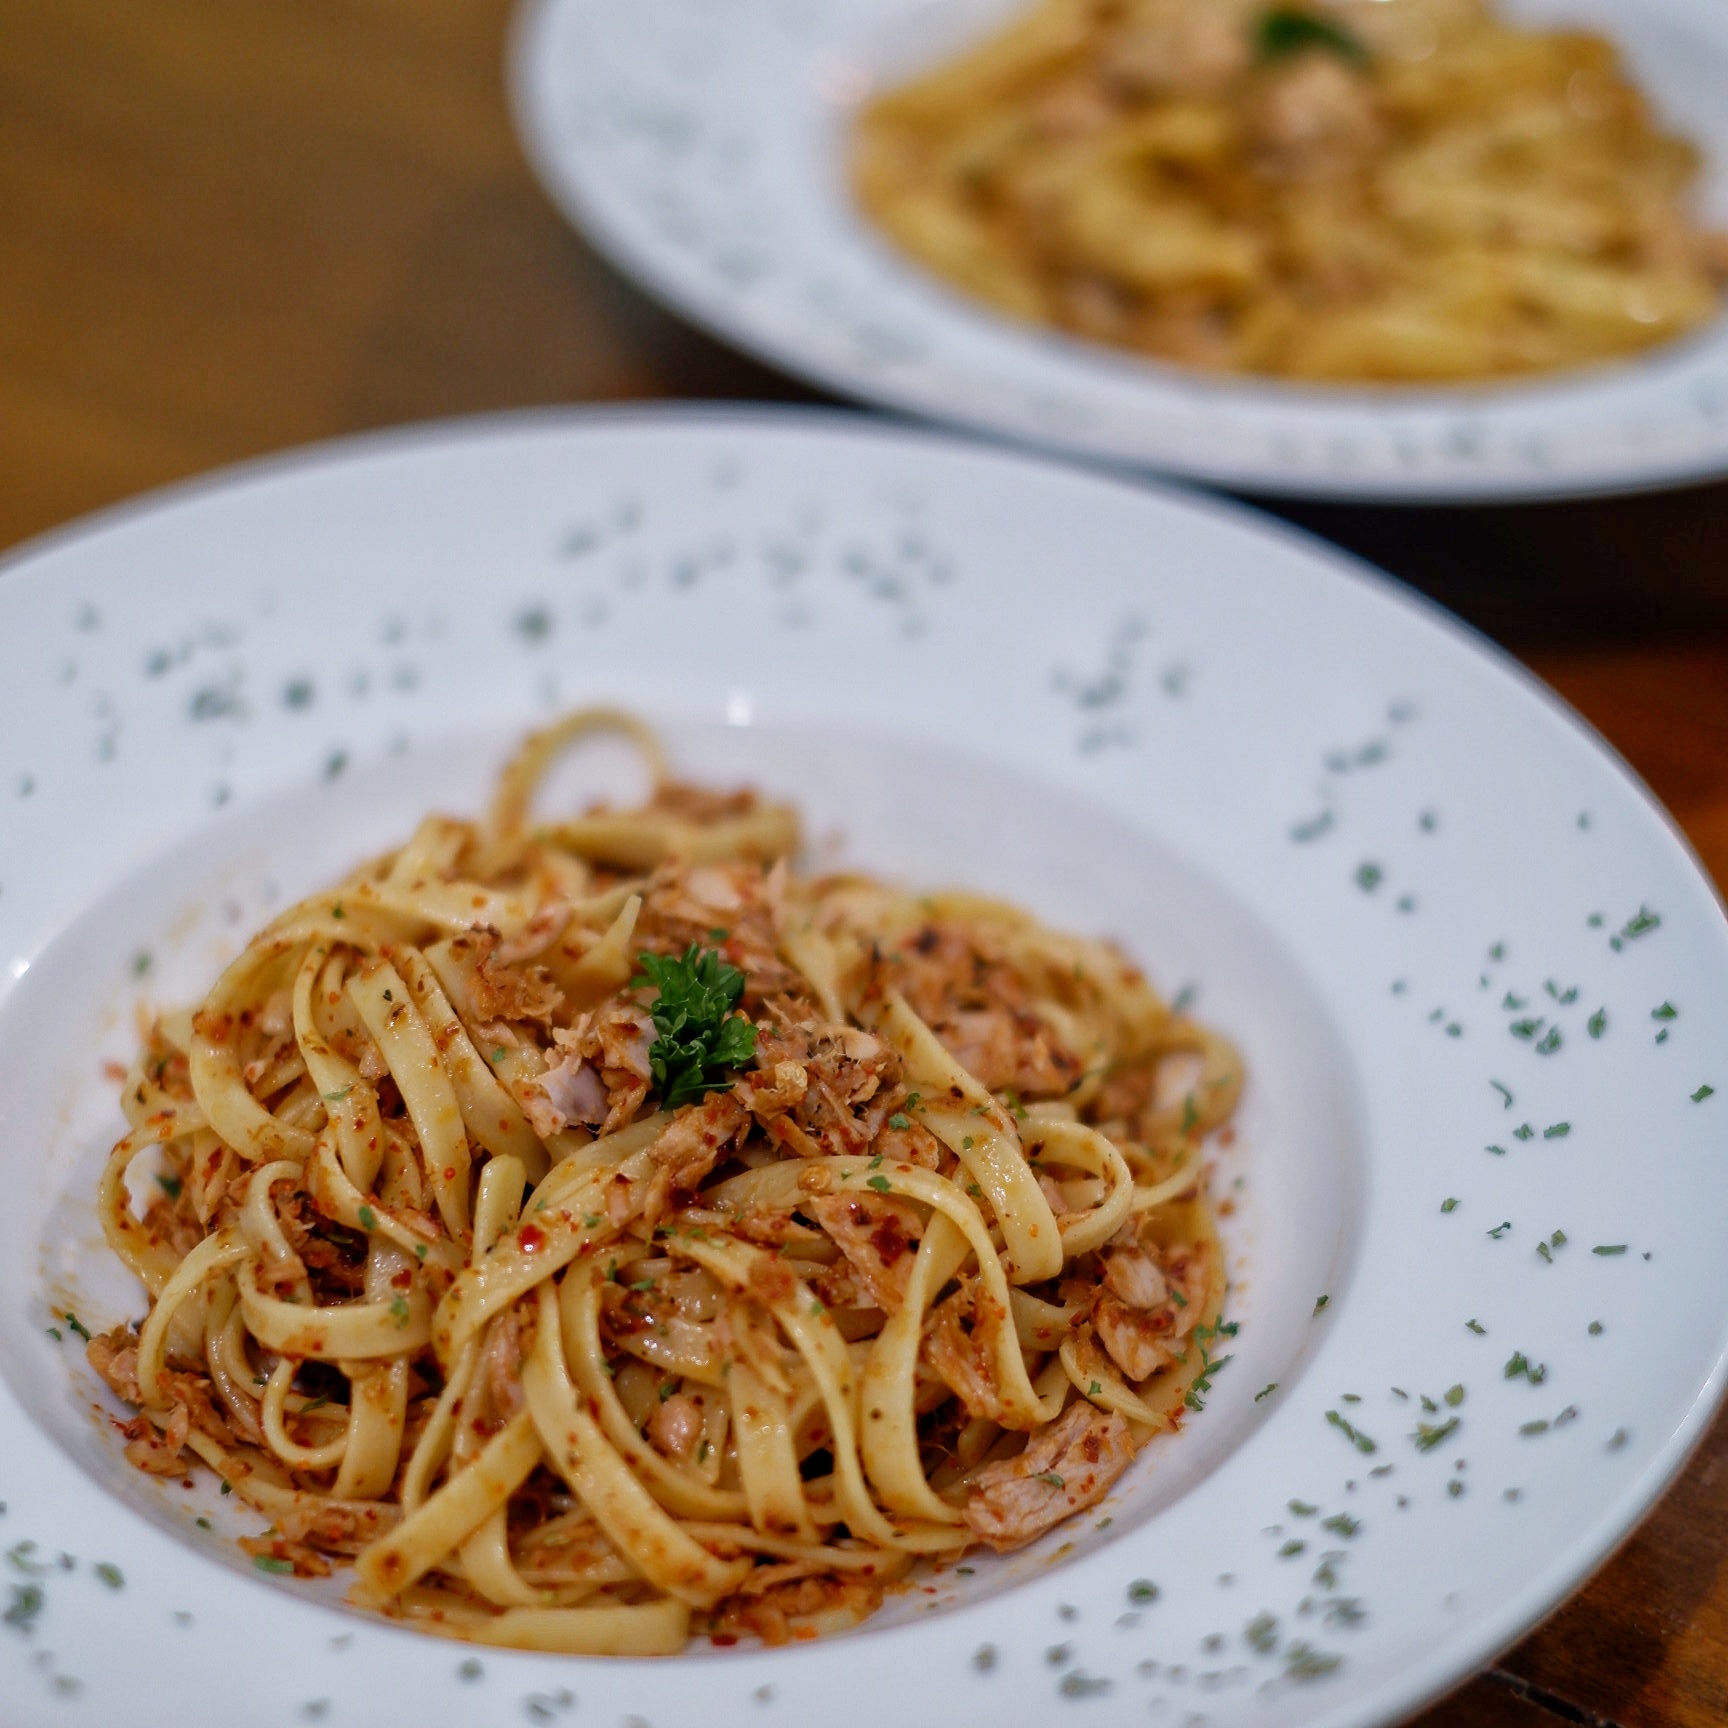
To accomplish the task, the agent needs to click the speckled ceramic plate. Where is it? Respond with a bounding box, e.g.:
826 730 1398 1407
510 0 1728 501
0 407 1725 1728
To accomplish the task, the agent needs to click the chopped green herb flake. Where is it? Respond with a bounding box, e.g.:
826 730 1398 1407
888 1113 911 1131
1413 1417 1459 1452
1038 1472 1065 1489
1514 1123 1535 1141
1278 1539 1306 1558
63 1312 90 1342
1543 1122 1570 1140
1288 1500 1317 1517
155 1172 183 1200
1255 1382 1279 1402
321 1086 353 1104
1486 1144 1506 1157
1440 1197 1459 1213
356 1205 376 1231
1324 1410 1376 1453
866 1175 891 1193
254 1555 295 1574
1127 1579 1159 1605
1653 1001 1678 1021
1589 1320 1604 1335
1320 1513 1359 1538
94 1562 123 1589
1520 1420 1550 1437
1488 1221 1511 1239
1588 1007 1608 1038
1466 1319 1486 1334
1535 1026 1562 1055
1444 1384 1465 1407
1284 1642 1343 1680
220 1480 233 1495
1616 905 1662 944
1593 1243 1628 1256
4 1583 45 1629
1312 1294 1330 1315
1491 1080 1514 1109
1354 861 1383 892
1693 1084 1716 1102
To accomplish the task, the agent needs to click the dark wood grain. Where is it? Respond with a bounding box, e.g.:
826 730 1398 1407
3 5 1727 1724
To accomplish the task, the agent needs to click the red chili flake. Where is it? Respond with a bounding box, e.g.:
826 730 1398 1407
520 1224 546 1254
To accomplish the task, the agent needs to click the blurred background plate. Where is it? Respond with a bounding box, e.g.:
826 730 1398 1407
510 0 1728 502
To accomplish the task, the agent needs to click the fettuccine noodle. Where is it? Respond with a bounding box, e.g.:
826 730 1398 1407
87 709 1242 1651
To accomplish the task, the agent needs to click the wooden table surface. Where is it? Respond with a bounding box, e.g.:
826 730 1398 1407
5 4 1727 1722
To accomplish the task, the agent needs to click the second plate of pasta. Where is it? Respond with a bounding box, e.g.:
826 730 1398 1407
511 0 1728 498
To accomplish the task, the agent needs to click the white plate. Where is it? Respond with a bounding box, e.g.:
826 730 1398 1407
0 407 1724 1728
510 0 1728 502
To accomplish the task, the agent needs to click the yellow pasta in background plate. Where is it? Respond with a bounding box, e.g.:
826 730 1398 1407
853 0 1728 381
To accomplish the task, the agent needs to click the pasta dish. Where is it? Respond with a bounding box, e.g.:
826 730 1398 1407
852 0 1728 382
87 711 1241 1653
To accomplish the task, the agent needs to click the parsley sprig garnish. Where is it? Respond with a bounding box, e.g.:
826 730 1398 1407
632 944 758 1110
1256 7 1367 66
